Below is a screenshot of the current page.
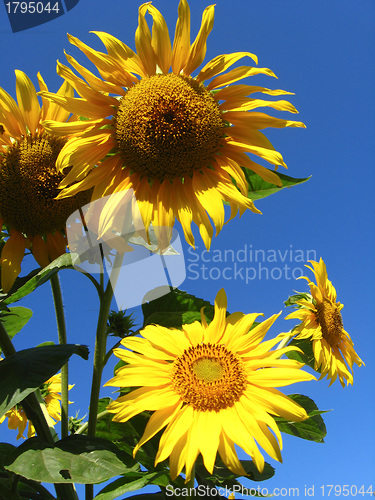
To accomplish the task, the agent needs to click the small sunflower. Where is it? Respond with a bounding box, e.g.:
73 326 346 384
0 71 92 293
0 373 70 439
105 289 315 481
285 259 363 387
41 0 305 250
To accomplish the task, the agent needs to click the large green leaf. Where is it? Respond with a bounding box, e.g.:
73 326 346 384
244 168 311 201
95 473 164 500
0 306 33 344
5 435 138 484
142 289 215 328
275 394 328 443
0 344 89 418
1 253 73 307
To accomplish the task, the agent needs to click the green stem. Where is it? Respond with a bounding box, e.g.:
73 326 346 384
50 274 69 439
0 321 77 500
75 409 109 435
85 251 124 500
186 464 195 498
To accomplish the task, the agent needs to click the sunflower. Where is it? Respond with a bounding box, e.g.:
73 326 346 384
105 289 315 481
285 259 363 387
0 71 92 293
40 0 305 250
0 373 70 439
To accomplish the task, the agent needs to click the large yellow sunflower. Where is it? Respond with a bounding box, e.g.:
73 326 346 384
285 259 363 387
0 71 92 293
105 289 315 481
41 0 305 249
0 373 70 439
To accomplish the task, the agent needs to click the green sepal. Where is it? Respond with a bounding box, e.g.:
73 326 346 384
284 292 312 308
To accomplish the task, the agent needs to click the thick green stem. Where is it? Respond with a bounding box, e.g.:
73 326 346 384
85 251 124 500
50 274 69 439
0 320 77 500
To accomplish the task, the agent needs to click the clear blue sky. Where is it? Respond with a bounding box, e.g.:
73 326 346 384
1 1 374 498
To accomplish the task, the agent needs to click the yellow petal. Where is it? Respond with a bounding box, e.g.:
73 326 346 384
224 110 306 129
197 52 258 83
0 232 26 293
31 235 50 267
46 232 66 262
204 288 227 343
15 70 40 133
134 403 182 455
91 31 146 77
183 4 215 75
208 66 277 90
172 0 191 74
135 4 156 76
147 4 172 73
0 86 27 137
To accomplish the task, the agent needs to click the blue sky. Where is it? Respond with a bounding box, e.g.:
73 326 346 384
1 0 374 498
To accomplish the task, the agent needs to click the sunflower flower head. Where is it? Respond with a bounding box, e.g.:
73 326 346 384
105 289 315 481
0 71 92 293
41 0 305 250
285 258 363 387
0 372 71 439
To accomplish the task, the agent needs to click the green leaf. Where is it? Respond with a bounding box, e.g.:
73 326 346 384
1 253 73 307
0 344 89 418
120 495 164 500
5 435 138 484
95 398 157 472
142 289 215 328
284 338 316 371
0 443 16 469
275 394 328 443
95 473 163 500
0 306 33 343
243 169 311 201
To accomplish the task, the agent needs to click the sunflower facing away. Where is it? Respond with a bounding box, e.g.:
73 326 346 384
105 289 315 481
0 71 92 293
0 373 70 439
285 259 363 387
41 0 305 250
